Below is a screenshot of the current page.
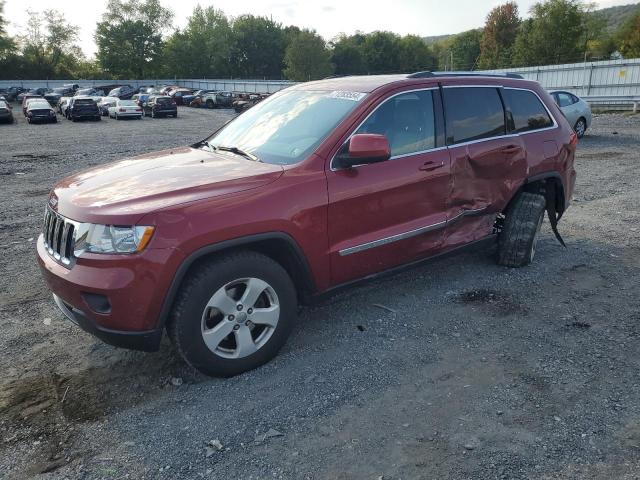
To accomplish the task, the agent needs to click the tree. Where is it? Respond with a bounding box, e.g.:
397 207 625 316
18 9 80 78
362 31 401 73
397 35 435 72
448 29 482 70
616 10 640 57
163 6 232 78
330 33 368 75
0 0 14 60
478 2 520 69
96 0 172 78
283 29 332 81
516 0 587 66
230 15 286 78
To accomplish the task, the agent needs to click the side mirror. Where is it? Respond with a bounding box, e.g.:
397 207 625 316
334 134 391 169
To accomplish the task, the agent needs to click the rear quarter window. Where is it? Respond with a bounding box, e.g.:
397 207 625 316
443 87 505 145
503 89 553 133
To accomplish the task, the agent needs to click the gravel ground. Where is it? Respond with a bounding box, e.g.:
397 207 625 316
1 108 639 480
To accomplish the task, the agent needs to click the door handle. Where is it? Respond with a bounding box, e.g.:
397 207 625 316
501 145 521 154
419 160 444 171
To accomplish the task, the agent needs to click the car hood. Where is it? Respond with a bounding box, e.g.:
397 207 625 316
51 146 284 224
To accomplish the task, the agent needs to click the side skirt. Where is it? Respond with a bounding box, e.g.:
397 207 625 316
308 234 497 304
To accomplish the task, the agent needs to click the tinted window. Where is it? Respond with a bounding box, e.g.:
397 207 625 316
74 99 95 105
156 97 172 104
356 90 436 157
503 89 553 133
443 87 505 144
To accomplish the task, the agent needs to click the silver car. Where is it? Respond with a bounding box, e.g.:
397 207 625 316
550 91 592 138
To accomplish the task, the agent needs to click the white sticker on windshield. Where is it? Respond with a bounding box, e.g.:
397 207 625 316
329 90 366 101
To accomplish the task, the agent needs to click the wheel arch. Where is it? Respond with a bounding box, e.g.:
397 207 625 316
504 172 566 217
157 232 316 329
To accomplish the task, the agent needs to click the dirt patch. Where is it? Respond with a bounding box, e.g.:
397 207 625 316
457 288 527 316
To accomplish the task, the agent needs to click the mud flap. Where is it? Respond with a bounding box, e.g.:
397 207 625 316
545 187 566 248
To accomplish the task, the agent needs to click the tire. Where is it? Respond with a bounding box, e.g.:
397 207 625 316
206 99 214 109
151 110 156 118
574 117 587 139
497 192 546 267
168 251 297 377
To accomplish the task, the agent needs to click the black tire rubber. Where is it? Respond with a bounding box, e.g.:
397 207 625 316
206 99 214 109
574 117 586 139
167 251 297 377
497 192 546 267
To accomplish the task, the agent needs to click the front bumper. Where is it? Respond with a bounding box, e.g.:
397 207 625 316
37 234 182 351
53 294 162 351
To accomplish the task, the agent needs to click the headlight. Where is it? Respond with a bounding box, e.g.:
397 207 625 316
74 224 155 256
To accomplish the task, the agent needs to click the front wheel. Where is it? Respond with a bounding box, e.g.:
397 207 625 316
497 192 546 267
574 118 587 139
168 251 297 377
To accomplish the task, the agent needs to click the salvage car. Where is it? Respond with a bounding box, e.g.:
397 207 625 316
97 96 119 116
22 94 43 115
108 99 143 119
143 95 177 118
25 100 57 124
169 88 194 105
201 91 234 108
37 72 577 377
131 93 150 107
550 90 592 139
107 85 135 100
67 97 101 122
0 100 14 123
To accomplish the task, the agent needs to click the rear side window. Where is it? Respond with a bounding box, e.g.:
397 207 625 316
556 92 577 107
355 90 436 157
443 87 505 145
503 89 553 133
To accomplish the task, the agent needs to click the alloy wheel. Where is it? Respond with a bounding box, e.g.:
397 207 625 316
201 277 280 359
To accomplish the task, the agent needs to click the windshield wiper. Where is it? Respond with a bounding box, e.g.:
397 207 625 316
213 145 261 162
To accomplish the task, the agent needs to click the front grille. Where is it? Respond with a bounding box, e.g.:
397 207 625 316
43 207 77 266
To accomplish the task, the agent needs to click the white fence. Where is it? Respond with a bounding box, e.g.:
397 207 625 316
486 58 640 97
0 78 296 93
2 57 640 99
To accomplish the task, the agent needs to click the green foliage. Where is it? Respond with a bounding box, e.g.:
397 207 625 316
96 0 172 78
594 3 640 32
0 0 15 59
478 2 521 69
230 15 286 78
515 0 587 65
330 33 368 75
617 10 640 57
162 6 232 78
397 34 436 72
448 29 482 70
362 31 401 73
283 29 333 81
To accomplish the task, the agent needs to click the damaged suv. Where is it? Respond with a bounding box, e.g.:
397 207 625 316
37 73 576 377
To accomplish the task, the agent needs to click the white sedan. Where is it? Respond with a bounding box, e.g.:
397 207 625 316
108 100 143 120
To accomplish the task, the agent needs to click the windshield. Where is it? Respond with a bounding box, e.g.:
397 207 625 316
206 89 365 165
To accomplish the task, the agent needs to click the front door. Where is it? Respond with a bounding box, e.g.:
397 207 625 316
326 88 451 285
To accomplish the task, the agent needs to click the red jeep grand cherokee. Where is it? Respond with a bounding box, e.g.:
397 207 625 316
37 72 577 377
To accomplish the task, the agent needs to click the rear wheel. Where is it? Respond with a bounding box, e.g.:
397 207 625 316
574 117 587 138
497 192 546 267
206 99 214 109
168 251 297 377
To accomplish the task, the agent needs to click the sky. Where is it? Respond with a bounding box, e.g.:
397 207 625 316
4 0 635 57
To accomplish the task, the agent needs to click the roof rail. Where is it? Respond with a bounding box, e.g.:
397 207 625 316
407 71 524 79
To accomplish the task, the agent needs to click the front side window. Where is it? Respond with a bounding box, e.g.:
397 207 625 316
355 90 436 157
207 89 364 165
503 89 553 133
443 87 505 145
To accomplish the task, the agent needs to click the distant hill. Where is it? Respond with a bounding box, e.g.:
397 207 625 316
423 2 640 44
590 2 640 32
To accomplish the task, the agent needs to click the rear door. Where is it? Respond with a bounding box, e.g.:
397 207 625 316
442 85 527 248
326 87 450 285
